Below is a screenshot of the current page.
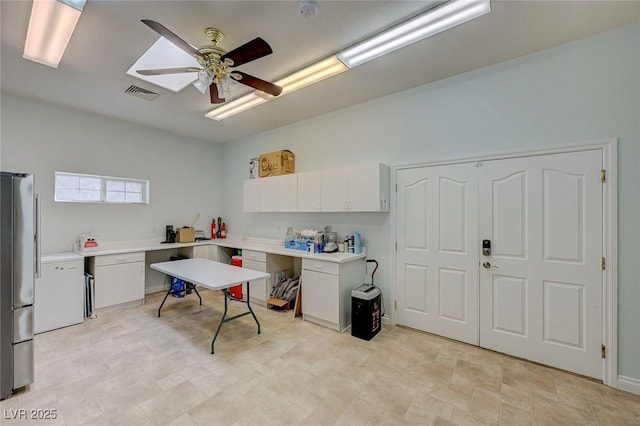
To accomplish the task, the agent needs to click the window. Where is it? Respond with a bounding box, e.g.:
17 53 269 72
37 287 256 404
55 172 149 204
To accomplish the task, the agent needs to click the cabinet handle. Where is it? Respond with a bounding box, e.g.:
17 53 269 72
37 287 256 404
116 257 127 263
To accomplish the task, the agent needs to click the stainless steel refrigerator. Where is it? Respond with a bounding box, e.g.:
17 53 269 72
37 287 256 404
0 172 39 400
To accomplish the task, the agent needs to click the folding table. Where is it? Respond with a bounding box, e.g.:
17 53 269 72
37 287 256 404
150 258 270 353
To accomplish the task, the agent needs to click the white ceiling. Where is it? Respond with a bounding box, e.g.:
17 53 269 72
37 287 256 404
1 1 639 144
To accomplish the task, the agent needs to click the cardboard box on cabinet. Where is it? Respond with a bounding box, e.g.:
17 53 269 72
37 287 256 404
259 150 295 177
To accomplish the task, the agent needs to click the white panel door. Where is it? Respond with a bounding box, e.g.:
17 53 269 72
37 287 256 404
478 150 603 379
396 163 479 345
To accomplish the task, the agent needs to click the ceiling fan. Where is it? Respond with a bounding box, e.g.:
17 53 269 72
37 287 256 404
136 20 283 104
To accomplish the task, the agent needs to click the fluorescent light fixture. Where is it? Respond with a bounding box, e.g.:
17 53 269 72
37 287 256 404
205 93 267 121
23 0 86 68
206 0 490 120
268 55 347 98
338 0 490 68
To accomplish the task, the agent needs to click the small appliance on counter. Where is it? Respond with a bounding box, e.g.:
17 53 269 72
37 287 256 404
323 226 338 253
162 225 176 243
77 234 100 251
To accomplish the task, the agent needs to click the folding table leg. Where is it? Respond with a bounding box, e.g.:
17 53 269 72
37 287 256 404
211 289 230 354
157 287 173 317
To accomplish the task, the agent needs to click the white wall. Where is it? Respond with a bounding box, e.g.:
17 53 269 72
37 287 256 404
0 93 223 254
220 24 640 381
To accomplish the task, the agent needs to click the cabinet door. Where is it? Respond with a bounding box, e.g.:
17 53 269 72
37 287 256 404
95 262 145 309
348 164 381 211
243 179 260 212
302 269 339 324
257 178 278 212
242 259 267 303
193 245 209 259
297 171 322 212
321 169 348 212
273 174 297 212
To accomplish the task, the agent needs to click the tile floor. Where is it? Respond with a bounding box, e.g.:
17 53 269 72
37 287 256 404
2 289 639 425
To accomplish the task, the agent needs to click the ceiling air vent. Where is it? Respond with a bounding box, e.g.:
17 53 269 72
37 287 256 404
122 85 159 101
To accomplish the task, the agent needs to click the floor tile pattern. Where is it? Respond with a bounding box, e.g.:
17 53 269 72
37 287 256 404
2 289 639 425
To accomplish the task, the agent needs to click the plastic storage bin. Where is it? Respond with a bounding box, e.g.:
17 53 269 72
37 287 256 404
229 255 243 299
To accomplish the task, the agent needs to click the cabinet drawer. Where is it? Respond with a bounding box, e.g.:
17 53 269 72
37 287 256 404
301 259 339 275
94 251 145 267
243 250 266 262
242 259 267 272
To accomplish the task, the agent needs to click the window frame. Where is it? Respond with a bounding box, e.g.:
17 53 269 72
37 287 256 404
54 171 150 204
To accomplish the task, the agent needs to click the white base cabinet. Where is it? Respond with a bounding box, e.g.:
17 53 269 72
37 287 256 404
241 250 296 306
241 250 268 305
34 256 84 334
301 258 364 331
89 252 145 310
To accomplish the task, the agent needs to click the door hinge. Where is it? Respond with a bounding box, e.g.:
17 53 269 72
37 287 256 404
601 344 606 359
395 300 397 310
601 257 606 270
395 242 398 251
601 169 606 183
395 183 398 193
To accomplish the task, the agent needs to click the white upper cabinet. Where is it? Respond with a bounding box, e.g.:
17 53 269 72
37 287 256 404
244 163 389 213
321 163 390 212
297 171 322 212
243 174 297 212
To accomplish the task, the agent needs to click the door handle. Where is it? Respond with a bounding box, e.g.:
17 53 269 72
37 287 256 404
482 262 498 269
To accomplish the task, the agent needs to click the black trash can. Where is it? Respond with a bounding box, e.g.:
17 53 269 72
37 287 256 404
351 284 381 341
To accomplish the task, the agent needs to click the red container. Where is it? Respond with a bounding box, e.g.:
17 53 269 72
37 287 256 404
229 256 243 299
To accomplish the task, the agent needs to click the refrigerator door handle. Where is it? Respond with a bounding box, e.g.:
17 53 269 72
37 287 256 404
35 193 41 279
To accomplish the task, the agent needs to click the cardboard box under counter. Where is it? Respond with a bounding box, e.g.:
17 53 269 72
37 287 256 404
176 227 195 243
259 150 295 177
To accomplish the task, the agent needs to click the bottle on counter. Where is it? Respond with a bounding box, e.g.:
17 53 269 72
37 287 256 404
284 227 295 249
221 223 226 239
353 233 362 254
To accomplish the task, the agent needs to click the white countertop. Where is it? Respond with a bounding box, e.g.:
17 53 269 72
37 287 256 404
73 239 213 257
72 235 365 264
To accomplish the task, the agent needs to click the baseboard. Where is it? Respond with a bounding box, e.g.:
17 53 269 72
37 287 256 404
617 375 640 395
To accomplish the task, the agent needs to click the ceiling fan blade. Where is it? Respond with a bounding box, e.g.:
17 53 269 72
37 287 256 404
210 83 225 104
234 71 283 97
221 38 272 67
137 67 202 76
141 19 204 58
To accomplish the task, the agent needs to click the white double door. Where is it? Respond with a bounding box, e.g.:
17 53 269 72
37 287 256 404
396 149 603 379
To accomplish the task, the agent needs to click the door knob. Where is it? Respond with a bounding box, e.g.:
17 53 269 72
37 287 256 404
482 262 498 269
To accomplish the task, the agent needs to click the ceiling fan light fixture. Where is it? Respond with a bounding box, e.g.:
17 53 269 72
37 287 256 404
205 93 267 121
23 0 87 68
192 70 213 93
338 0 490 68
